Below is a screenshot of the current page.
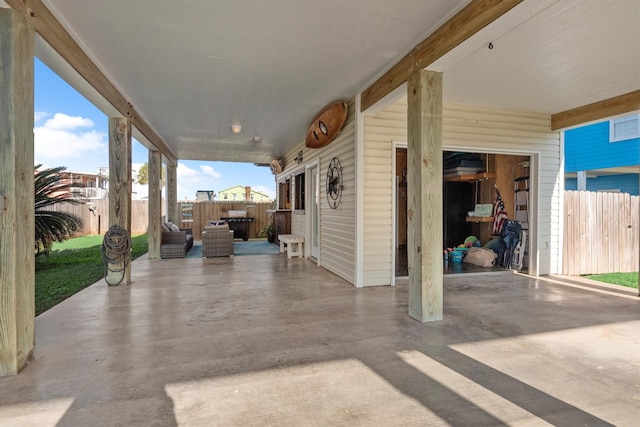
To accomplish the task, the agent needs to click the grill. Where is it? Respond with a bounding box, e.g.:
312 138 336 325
221 211 254 241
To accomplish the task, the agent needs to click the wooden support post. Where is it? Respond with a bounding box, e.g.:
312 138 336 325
166 163 178 223
108 117 132 284
407 70 443 322
0 9 35 376
148 150 162 259
577 171 587 191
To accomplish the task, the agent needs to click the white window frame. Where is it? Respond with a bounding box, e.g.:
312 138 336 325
609 114 640 142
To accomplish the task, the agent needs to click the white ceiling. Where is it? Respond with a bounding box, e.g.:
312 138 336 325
27 0 640 164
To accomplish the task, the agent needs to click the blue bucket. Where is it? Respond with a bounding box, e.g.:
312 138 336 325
450 251 463 262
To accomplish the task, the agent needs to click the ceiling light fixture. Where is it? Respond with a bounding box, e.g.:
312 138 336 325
231 124 242 134
253 136 261 142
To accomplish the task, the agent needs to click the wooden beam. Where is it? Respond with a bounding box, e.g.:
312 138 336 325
5 0 177 165
361 0 522 112
166 163 178 223
407 70 443 322
0 9 35 375
108 117 132 285
166 164 178 223
147 150 163 260
551 90 640 131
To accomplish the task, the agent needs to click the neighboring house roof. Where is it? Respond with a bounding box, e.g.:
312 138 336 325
219 186 270 199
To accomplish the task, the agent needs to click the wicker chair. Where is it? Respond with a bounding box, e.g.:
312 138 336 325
160 227 194 259
202 223 234 257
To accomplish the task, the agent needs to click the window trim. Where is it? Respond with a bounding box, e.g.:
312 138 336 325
294 171 305 213
609 114 640 142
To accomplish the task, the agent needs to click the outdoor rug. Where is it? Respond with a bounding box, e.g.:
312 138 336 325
186 239 280 258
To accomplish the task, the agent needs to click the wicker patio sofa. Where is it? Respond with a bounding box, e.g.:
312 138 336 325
160 222 194 259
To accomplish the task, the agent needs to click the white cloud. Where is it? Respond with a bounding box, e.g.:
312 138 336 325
34 112 106 162
176 163 200 182
35 127 106 160
176 162 224 200
252 185 276 200
34 111 49 123
44 113 94 130
175 161 274 201
200 164 222 179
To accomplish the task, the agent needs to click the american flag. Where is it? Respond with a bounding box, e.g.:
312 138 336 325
492 188 509 235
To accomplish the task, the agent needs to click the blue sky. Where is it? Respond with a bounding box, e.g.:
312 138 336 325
34 58 276 201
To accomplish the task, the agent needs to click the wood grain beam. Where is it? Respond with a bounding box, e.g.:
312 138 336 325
0 9 35 375
407 70 443 322
6 0 177 165
551 90 640 130
108 117 132 285
147 150 163 260
361 0 522 112
166 164 178 223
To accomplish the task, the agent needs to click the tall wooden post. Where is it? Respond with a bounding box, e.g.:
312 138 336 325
407 70 443 322
166 163 178 222
147 150 162 259
108 117 132 284
0 9 35 375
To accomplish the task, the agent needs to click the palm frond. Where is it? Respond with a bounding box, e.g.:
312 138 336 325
34 165 84 255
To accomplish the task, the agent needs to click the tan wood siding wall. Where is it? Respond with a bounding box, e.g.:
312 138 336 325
278 98 357 284
363 99 561 280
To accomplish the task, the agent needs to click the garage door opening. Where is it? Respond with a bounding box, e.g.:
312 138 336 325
394 148 531 277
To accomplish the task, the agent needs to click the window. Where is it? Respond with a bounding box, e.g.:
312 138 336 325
610 114 640 142
278 180 291 209
294 172 305 211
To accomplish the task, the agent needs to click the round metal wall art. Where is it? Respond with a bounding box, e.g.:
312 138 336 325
325 157 343 209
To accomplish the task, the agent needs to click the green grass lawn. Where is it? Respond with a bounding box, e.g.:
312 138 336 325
584 272 638 289
35 234 148 315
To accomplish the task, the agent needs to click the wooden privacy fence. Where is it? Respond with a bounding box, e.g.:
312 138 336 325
45 200 274 238
563 191 639 275
177 201 274 239
49 199 150 236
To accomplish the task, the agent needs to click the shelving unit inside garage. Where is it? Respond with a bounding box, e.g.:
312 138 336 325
443 154 529 247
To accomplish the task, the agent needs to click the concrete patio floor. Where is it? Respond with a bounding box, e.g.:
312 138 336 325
1 254 638 426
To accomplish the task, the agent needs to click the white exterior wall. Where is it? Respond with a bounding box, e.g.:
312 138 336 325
362 99 562 284
278 98 357 285
362 104 404 286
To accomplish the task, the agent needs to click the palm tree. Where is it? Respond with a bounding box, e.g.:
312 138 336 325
135 162 165 185
34 165 83 256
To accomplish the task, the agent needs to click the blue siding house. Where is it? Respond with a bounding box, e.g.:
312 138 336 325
564 114 640 195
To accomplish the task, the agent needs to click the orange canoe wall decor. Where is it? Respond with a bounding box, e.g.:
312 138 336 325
305 101 348 149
